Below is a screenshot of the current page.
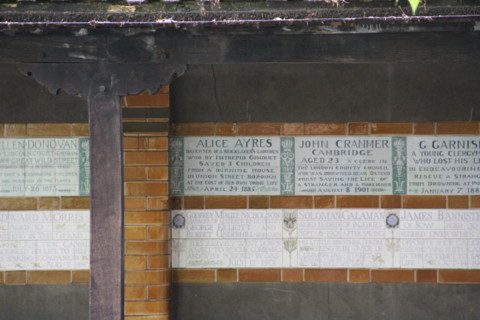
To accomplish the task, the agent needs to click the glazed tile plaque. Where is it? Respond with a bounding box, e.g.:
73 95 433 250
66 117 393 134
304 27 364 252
0 138 90 196
171 209 480 269
170 137 282 195
171 136 480 195
294 137 395 194
0 210 90 270
407 137 480 194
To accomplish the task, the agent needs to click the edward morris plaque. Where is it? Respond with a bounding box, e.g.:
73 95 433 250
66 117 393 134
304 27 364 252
0 210 90 270
170 136 480 195
0 138 90 196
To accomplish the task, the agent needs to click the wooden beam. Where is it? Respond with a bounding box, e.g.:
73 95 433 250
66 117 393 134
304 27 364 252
88 86 124 320
3 31 480 65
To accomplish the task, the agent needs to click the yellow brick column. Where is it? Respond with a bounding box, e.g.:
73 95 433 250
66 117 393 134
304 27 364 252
123 88 170 320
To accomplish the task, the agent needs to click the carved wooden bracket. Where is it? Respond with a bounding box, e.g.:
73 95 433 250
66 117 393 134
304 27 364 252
19 62 186 97
19 62 186 320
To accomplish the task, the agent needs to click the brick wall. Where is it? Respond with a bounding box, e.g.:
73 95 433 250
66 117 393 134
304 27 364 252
123 87 170 319
2 113 479 316
0 123 90 286
170 121 480 285
0 90 171 318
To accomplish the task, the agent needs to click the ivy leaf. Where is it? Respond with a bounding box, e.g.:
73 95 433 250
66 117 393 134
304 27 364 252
408 0 421 14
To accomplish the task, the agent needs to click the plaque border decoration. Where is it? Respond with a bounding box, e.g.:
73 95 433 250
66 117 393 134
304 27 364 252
172 213 186 229
79 137 90 196
392 136 407 195
386 213 400 228
169 137 185 196
280 137 295 195
282 210 298 267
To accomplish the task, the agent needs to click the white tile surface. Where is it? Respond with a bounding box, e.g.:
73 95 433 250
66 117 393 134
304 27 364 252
0 211 90 270
172 209 480 269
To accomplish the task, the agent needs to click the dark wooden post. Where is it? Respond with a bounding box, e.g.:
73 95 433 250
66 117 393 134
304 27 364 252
19 62 186 320
88 84 124 320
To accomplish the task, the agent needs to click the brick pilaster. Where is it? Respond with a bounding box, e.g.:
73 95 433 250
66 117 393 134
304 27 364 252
123 88 170 319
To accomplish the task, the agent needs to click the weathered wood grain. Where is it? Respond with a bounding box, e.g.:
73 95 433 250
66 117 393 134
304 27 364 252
88 85 124 320
3 31 480 65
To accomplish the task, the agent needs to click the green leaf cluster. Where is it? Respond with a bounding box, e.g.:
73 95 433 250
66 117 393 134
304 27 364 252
395 0 421 15
408 0 421 14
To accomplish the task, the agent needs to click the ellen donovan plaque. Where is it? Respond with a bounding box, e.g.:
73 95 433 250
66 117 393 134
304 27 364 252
170 135 480 196
0 138 90 196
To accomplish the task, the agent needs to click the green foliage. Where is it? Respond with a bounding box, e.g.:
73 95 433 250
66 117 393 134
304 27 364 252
408 0 421 14
395 0 421 15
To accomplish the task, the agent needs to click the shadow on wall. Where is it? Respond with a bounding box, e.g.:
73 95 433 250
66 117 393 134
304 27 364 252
0 285 88 320
3 62 480 124
171 63 480 123
172 282 480 320
0 64 87 123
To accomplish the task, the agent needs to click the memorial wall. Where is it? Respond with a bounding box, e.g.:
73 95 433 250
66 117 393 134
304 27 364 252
170 122 480 285
0 76 479 320
0 91 170 320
